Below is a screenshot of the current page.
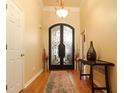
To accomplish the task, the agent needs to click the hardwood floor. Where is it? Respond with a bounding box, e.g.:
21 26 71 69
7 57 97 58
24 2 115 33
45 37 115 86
20 70 103 93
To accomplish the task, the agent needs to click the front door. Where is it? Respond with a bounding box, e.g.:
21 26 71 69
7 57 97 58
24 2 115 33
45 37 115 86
49 23 74 70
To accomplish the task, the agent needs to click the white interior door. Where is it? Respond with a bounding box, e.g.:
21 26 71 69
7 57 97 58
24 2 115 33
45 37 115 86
6 1 24 93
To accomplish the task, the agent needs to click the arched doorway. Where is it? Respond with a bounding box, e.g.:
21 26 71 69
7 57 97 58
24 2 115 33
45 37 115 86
49 23 75 70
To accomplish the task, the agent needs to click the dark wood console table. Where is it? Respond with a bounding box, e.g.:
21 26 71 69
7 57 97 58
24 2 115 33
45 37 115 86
78 59 114 93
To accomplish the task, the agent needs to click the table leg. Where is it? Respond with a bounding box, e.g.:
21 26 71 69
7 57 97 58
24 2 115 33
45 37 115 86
76 60 77 70
90 65 94 93
105 66 110 93
45 61 46 71
80 62 82 80
44 61 45 72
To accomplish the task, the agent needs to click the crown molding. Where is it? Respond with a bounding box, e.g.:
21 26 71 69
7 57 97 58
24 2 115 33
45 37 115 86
39 0 80 12
43 6 80 12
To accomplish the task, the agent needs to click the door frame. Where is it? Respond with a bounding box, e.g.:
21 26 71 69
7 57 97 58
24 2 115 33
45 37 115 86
49 23 75 70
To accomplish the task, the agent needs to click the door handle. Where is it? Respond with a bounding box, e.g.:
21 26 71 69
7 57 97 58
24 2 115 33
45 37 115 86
21 54 25 57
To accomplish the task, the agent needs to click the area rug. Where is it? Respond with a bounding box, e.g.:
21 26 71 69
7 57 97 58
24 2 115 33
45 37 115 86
44 71 75 93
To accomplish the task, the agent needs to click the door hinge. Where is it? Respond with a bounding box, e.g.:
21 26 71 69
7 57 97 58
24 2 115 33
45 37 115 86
6 44 7 50
21 54 25 57
6 85 7 90
6 4 8 10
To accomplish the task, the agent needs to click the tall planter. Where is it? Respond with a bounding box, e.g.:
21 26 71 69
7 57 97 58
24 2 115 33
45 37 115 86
87 41 96 61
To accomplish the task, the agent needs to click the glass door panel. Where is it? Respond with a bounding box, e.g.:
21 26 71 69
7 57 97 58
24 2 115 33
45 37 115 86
51 26 60 65
63 26 73 65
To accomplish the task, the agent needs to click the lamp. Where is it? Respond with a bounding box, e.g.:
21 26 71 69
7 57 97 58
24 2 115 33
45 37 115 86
56 0 68 18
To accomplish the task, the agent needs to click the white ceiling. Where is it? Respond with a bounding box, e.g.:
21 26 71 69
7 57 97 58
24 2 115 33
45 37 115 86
42 0 82 7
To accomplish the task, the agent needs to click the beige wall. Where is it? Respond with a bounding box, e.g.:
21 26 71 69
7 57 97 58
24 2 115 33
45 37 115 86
14 0 44 84
42 7 81 55
80 0 117 92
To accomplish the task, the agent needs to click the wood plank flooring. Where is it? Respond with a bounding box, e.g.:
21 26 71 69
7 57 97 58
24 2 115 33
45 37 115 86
20 70 103 93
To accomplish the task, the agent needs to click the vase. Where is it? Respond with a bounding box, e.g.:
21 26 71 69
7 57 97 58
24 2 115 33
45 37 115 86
87 41 96 61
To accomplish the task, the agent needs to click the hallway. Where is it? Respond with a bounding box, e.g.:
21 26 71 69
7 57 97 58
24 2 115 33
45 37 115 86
6 0 116 93
20 70 103 93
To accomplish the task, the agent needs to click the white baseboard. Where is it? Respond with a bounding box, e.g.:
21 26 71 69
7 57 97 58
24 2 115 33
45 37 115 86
24 69 43 89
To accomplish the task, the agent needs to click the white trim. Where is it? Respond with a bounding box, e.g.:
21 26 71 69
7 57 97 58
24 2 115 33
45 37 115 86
24 69 43 89
43 6 80 12
22 12 25 89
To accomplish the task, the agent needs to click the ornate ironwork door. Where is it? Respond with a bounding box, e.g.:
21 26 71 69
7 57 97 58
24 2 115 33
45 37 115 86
49 23 74 70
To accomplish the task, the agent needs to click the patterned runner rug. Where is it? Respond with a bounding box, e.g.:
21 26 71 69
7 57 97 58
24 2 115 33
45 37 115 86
44 71 75 93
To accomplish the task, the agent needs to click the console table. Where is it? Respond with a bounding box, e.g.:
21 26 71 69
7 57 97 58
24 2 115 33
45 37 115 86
78 59 114 93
